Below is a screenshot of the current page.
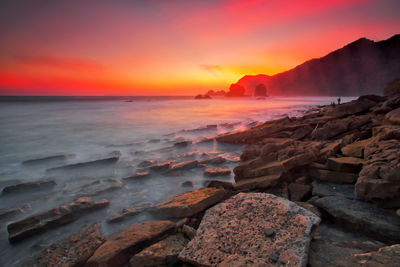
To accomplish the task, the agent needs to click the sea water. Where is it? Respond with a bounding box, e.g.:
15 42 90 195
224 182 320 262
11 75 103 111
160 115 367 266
0 96 354 265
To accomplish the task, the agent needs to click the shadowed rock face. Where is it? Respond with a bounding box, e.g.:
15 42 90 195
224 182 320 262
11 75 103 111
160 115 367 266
179 193 320 267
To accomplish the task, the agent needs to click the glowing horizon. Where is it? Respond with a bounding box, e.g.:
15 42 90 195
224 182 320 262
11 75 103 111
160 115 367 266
0 0 399 96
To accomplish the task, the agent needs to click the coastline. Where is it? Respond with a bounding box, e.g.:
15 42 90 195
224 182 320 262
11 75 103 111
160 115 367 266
3 93 400 266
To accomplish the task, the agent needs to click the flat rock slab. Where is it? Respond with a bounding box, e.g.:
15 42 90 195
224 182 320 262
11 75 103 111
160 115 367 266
46 156 119 172
107 203 153 223
123 171 150 180
129 233 188 267
21 223 105 267
341 139 372 158
148 161 172 171
169 160 198 171
309 168 358 184
179 193 320 267
204 180 233 190
22 154 69 165
327 157 363 173
199 156 226 164
153 188 227 218
86 220 176 267
2 180 56 195
204 167 231 177
233 175 281 191
313 196 400 242
7 197 109 243
333 244 400 267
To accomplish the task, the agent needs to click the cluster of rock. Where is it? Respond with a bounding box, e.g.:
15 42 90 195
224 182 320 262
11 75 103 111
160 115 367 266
13 84 400 266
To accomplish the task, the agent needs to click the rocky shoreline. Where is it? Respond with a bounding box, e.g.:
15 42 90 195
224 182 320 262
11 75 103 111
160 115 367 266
5 86 400 266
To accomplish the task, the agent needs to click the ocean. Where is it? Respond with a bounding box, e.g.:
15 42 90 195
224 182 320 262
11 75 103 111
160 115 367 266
0 95 354 265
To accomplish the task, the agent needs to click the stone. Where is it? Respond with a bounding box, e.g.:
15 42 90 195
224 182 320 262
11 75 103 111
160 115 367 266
204 167 231 177
181 180 194 187
21 224 105 267
169 160 198 171
182 225 196 240
386 107 400 124
320 140 342 158
219 152 241 162
123 171 149 180
174 141 192 147
179 193 320 267
73 179 122 197
7 197 109 243
138 160 156 168
129 233 188 267
2 180 56 195
46 156 119 172
199 156 226 164
86 221 176 267
333 244 400 267
233 175 281 191
313 196 400 242
308 223 385 267
288 183 311 201
341 139 372 158
383 78 400 96
148 161 172 171
311 181 355 199
355 140 400 201
0 204 30 221
107 203 153 223
153 188 227 218
329 97 379 118
294 202 321 217
204 180 233 190
22 154 69 165
327 157 363 173
372 125 400 141
309 168 358 184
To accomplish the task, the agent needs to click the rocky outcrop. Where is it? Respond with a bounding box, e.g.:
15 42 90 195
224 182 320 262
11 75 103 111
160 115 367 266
179 193 320 266
226 84 245 97
86 221 176 267
254 83 267 96
383 78 400 96
204 167 231 177
386 107 400 124
21 224 105 267
7 197 109 243
153 188 227 218
326 157 363 173
107 203 153 223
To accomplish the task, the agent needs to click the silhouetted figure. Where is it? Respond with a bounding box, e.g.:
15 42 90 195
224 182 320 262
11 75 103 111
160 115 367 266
337 97 341 105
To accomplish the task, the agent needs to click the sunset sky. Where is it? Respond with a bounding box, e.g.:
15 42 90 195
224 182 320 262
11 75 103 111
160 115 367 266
0 0 399 96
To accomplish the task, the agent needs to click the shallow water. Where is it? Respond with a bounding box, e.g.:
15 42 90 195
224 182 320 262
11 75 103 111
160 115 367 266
0 96 354 265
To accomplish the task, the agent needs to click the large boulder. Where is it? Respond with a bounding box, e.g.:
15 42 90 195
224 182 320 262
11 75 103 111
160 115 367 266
7 197 109 243
386 107 400 124
153 188 227 218
355 140 400 202
86 221 176 267
383 78 400 96
226 84 245 97
341 138 373 158
179 193 320 266
21 224 105 267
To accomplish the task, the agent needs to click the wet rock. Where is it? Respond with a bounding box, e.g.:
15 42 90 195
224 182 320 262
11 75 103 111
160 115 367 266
7 197 109 243
129 233 188 267
386 107 400 124
311 181 355 199
182 225 196 240
2 180 56 195
107 203 153 223
199 156 226 164
138 160 156 168
74 179 122 197
313 196 400 242
181 181 194 187
169 160 198 171
184 124 217 132
204 180 233 190
327 157 363 173
355 140 400 201
22 154 69 165
21 223 105 267
309 223 385 267
179 193 320 267
148 161 172 171
0 204 30 221
86 221 176 267
46 156 119 172
333 244 400 267
341 139 372 158
123 171 150 180
309 168 358 184
204 167 231 177
219 152 241 162
234 160 284 181
233 175 281 191
174 141 192 147
288 183 311 201
153 188 227 218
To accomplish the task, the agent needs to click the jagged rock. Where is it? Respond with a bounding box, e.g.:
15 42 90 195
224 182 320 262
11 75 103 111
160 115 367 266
123 171 150 180
327 157 363 173
129 233 188 267
309 223 385 267
46 156 119 172
386 107 400 124
7 197 109 243
21 224 105 267
107 203 153 223
169 160 198 171
288 183 311 201
179 193 320 266
233 175 281 191
355 140 400 201
199 156 226 164
204 167 231 177
2 180 56 195
22 154 69 165
333 244 400 267
86 221 176 267
204 180 233 190
311 181 355 199
309 168 358 184
341 139 373 158
148 161 172 171
153 188 227 218
313 196 400 242
181 180 194 187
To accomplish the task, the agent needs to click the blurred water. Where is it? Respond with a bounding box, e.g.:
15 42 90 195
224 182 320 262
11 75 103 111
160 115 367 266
0 96 354 265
